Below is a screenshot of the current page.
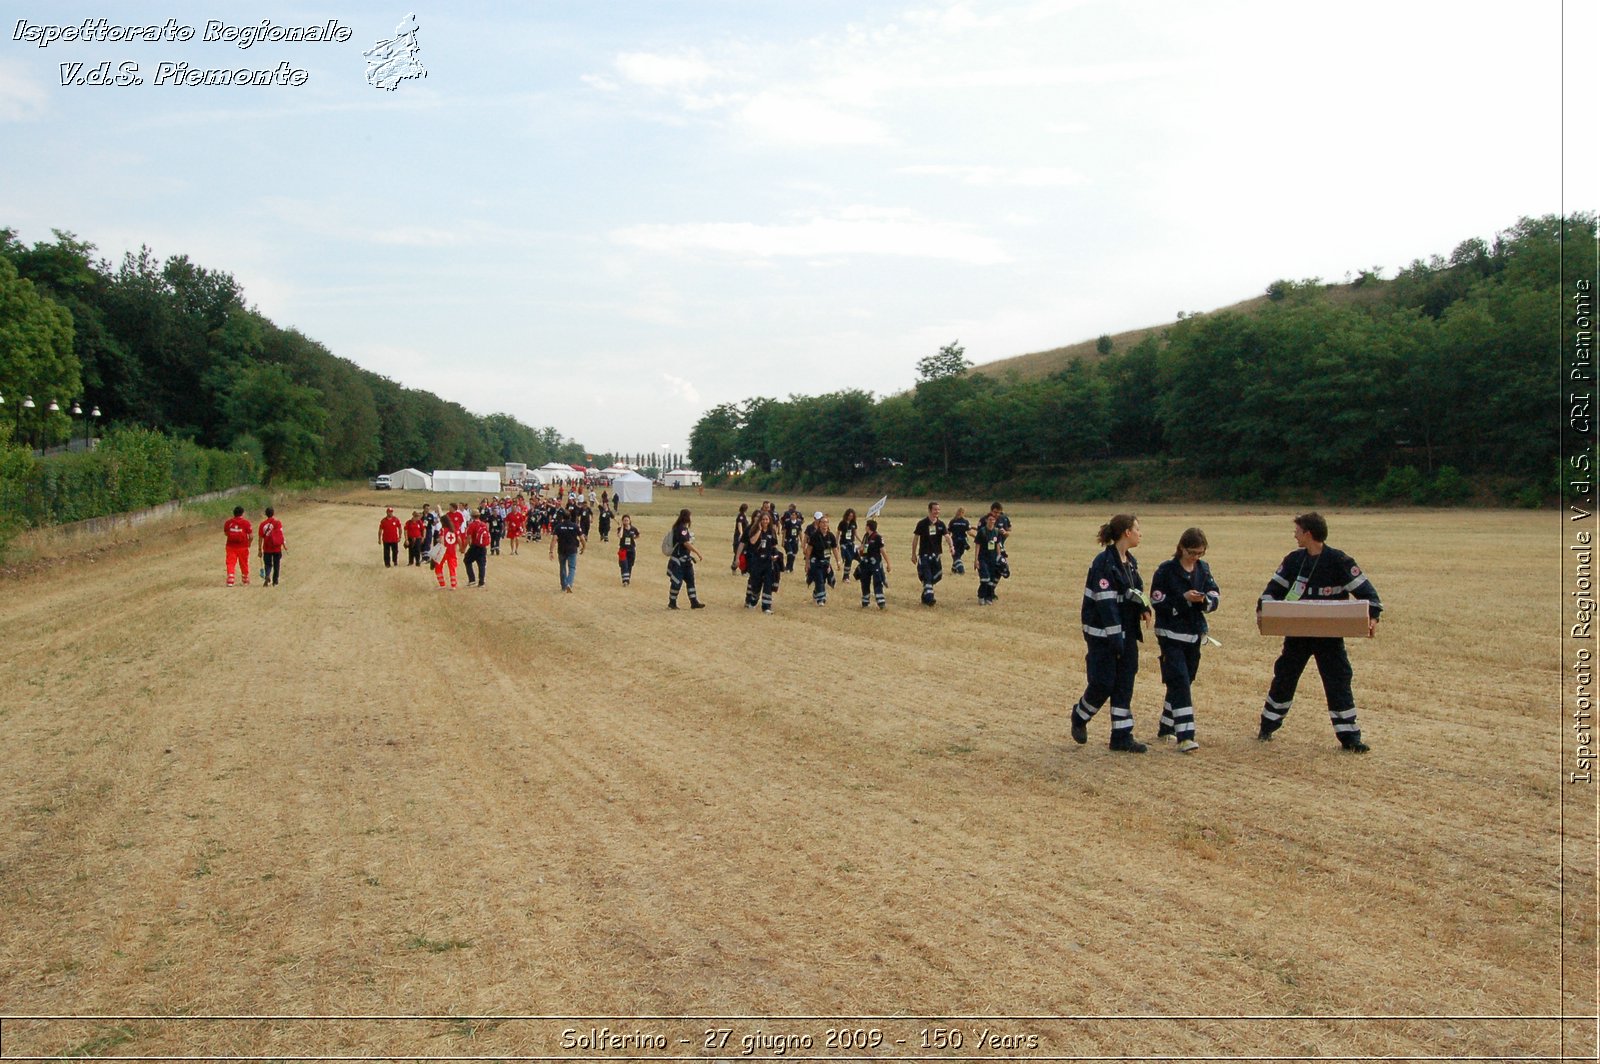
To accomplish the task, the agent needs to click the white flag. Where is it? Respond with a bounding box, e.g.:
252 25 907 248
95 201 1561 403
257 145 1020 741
866 495 888 519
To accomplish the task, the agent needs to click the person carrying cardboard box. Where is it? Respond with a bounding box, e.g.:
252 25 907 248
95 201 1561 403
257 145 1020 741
1256 512 1382 752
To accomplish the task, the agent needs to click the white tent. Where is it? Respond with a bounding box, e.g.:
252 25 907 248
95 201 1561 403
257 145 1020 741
663 468 702 488
598 464 634 478
532 462 580 486
431 469 501 493
387 467 433 491
611 470 653 504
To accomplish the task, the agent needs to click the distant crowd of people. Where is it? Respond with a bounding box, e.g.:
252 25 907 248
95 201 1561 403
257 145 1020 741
222 497 1382 756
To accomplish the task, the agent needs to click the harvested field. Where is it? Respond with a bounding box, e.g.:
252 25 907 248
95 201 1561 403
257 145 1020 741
0 490 1592 1061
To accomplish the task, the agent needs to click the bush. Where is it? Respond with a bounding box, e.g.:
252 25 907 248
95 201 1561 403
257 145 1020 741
1423 465 1471 505
0 426 259 541
1369 465 1425 504
1514 484 1547 508
1219 470 1268 503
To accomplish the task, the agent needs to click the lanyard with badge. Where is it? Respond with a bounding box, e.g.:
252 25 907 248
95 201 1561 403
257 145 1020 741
1285 552 1319 601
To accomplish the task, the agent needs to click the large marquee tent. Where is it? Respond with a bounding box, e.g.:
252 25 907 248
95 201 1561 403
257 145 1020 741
431 470 501 493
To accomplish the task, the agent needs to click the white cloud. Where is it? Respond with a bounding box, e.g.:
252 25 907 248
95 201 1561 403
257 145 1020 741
612 207 1008 265
0 61 48 122
615 51 719 90
900 164 1086 187
662 373 702 406
737 92 887 146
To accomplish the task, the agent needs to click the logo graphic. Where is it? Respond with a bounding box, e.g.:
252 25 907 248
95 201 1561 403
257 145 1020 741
364 12 426 90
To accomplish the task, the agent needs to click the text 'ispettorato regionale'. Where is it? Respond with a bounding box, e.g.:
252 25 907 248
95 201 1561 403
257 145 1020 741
14 18 353 87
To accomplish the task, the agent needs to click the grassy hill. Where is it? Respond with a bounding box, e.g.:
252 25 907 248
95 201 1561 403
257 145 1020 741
971 281 1388 381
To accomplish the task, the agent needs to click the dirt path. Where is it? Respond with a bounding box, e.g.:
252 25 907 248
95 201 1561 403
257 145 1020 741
0 496 1589 1059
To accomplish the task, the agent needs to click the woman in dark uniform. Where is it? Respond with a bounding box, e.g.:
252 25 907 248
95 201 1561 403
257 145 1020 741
837 507 859 580
732 503 751 573
1151 527 1220 753
1070 514 1151 753
616 514 640 586
667 508 704 609
743 509 783 613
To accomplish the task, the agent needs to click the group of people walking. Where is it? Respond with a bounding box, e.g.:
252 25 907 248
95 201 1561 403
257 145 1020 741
222 504 285 587
224 496 1383 754
1069 510 1381 756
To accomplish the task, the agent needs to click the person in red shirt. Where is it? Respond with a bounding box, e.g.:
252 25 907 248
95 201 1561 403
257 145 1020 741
433 524 462 589
223 505 253 586
445 503 467 535
379 507 403 568
505 506 526 554
403 511 425 566
258 506 286 587
463 510 492 587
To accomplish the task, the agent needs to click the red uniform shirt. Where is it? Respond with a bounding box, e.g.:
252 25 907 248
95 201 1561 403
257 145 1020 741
466 518 491 548
224 517 252 547
404 517 424 541
379 515 402 543
259 517 285 551
436 528 461 559
446 509 466 533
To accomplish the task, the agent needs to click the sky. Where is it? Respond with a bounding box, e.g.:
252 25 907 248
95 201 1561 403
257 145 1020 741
0 1 1591 460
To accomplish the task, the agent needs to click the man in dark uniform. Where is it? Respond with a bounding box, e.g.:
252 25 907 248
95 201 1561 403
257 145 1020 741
487 506 505 555
974 511 1003 604
910 501 952 606
988 502 1013 579
780 503 804 573
549 503 586 593
1257 512 1382 753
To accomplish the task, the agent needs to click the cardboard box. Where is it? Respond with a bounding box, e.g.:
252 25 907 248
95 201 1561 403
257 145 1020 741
1258 599 1371 638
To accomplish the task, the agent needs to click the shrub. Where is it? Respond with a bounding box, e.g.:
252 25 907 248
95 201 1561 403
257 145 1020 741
1423 465 1471 505
1370 465 1425 504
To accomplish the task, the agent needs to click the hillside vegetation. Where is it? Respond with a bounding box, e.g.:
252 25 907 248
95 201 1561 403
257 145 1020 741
690 214 1591 505
0 230 593 485
974 284 1389 383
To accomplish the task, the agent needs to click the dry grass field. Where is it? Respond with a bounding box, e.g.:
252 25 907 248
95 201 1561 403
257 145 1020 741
0 488 1593 1060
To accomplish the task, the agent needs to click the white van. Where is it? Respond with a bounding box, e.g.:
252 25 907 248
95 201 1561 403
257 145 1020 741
373 474 392 490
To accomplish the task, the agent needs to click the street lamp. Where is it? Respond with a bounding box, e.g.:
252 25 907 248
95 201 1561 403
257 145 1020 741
22 395 36 452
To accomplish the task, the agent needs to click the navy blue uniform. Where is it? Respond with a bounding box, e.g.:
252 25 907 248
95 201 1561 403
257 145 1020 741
745 526 783 612
975 523 1003 603
781 509 804 572
1259 545 1382 748
667 524 701 608
732 512 750 571
856 530 888 608
948 515 971 575
913 517 948 606
1151 557 1221 745
1073 546 1148 748
617 525 639 585
837 519 858 579
804 527 838 604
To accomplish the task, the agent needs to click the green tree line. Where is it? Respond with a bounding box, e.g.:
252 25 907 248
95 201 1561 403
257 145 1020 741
0 228 591 484
689 214 1589 504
